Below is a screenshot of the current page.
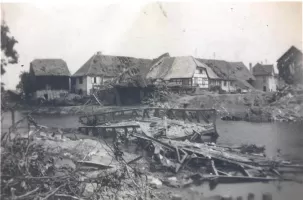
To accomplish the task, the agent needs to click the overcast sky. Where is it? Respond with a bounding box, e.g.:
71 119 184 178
1 1 302 89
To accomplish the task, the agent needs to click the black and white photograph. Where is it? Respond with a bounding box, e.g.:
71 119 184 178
1 0 303 199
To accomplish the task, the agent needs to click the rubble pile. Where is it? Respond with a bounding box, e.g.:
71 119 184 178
78 107 303 189
0 126 155 200
267 85 303 122
2 107 303 200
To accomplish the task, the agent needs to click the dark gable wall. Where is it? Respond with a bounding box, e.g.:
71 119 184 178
35 76 70 91
277 48 303 84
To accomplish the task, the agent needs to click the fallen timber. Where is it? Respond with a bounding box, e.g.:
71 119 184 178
79 107 216 128
78 107 218 140
129 133 303 184
76 107 303 185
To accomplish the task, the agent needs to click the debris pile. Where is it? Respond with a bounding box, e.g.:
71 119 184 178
78 107 303 188
1 124 156 200
2 106 303 199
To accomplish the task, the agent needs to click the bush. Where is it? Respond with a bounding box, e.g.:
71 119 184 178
209 85 221 93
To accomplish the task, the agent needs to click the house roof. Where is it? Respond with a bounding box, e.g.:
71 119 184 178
194 59 220 79
277 46 303 62
72 52 152 77
234 79 255 90
252 63 274 76
164 56 198 80
146 56 219 80
196 59 255 81
146 56 175 80
30 59 70 76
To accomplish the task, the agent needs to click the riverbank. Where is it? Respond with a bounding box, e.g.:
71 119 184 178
14 85 303 122
178 87 303 122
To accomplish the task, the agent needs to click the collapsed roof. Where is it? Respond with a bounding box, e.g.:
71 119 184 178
30 59 71 76
73 52 152 77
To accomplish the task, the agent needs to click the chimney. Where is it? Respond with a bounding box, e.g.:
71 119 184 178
249 63 252 72
96 51 102 55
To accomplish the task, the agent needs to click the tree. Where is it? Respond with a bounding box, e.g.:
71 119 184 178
1 21 19 75
16 71 35 100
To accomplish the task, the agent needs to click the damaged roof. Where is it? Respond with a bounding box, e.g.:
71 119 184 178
194 59 220 79
277 45 303 62
73 52 152 77
30 59 71 76
146 56 219 80
252 63 274 76
234 79 255 90
196 59 255 81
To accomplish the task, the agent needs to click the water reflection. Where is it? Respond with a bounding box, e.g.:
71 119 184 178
216 119 303 161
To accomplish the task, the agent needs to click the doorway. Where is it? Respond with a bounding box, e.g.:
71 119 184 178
263 86 267 92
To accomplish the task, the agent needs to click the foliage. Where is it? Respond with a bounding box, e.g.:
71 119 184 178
209 85 226 94
16 71 35 99
1 22 19 75
277 50 303 85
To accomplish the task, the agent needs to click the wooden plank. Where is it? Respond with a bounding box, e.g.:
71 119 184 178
238 165 252 177
127 156 143 165
181 147 263 170
196 111 200 123
200 111 210 124
77 161 113 169
270 168 282 177
80 124 140 128
93 93 102 106
201 175 279 183
217 170 230 176
142 109 150 119
210 160 219 175
148 107 216 112
131 110 140 118
175 154 189 173
182 110 192 122
132 133 175 151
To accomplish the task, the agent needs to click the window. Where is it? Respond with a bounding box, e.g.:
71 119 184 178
199 69 203 74
79 77 83 84
224 81 227 86
202 78 207 85
194 77 198 86
93 77 97 83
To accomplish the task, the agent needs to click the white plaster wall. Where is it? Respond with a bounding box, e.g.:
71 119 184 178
268 76 277 92
192 68 208 88
253 75 277 92
221 80 236 92
87 76 115 95
74 76 88 95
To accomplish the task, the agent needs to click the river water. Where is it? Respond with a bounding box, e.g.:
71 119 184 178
2 111 303 199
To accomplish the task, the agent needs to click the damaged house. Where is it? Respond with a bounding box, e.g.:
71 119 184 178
146 55 220 90
196 59 255 92
71 51 151 95
277 45 303 85
252 63 277 92
29 59 71 100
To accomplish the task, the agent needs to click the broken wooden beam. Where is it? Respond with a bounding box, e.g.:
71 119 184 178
127 156 143 165
238 165 252 177
200 175 279 183
217 170 230 176
210 160 219 176
77 161 113 169
79 124 140 129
